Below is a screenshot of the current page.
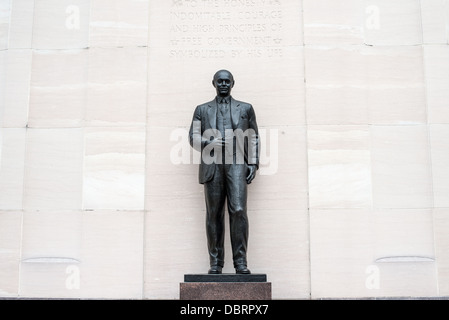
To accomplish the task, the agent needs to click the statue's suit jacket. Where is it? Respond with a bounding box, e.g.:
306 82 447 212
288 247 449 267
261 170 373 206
189 96 259 184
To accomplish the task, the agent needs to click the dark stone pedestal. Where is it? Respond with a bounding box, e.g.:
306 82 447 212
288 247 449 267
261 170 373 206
180 274 271 300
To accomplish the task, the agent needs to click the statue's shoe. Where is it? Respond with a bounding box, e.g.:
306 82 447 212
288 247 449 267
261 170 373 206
208 266 222 274
235 265 251 274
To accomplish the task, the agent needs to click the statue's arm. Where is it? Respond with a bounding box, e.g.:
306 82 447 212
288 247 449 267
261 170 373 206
189 106 205 152
247 105 259 170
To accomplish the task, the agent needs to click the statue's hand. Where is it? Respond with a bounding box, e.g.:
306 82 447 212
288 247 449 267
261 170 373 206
246 164 257 184
206 138 227 148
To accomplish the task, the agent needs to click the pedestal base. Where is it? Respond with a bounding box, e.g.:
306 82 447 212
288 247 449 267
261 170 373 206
180 274 271 300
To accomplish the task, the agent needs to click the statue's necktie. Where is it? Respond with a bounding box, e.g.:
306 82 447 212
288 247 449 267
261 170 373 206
220 99 228 115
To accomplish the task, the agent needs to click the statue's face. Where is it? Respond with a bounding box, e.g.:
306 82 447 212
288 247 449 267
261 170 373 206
212 70 234 97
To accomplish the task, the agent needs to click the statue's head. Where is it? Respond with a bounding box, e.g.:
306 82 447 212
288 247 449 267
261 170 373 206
212 69 235 97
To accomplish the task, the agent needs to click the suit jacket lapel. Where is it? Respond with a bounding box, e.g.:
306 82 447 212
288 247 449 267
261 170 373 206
207 100 217 130
230 97 240 129
208 97 240 129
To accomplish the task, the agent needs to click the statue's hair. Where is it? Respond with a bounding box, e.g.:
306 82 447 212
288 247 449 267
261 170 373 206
213 69 234 81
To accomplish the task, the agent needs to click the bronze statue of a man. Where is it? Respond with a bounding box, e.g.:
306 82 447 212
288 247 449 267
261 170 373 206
189 70 259 274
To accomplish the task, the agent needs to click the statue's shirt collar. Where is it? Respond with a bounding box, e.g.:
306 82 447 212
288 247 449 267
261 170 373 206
216 96 230 105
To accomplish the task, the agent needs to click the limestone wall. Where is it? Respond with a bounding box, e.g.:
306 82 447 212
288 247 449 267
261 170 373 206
1 0 449 299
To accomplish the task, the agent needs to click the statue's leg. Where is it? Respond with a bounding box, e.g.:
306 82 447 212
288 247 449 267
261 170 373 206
204 164 226 269
225 164 249 269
